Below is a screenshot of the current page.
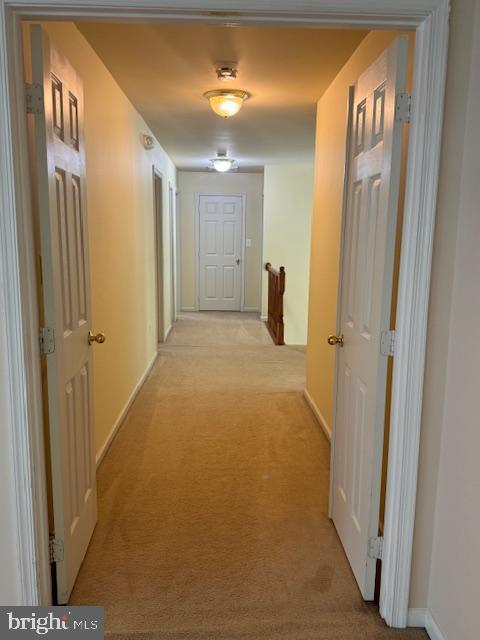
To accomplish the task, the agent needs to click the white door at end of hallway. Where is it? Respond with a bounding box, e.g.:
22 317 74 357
198 194 243 311
331 36 408 600
30 25 98 604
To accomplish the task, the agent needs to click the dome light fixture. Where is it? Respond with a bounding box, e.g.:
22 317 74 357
204 89 250 119
210 152 236 173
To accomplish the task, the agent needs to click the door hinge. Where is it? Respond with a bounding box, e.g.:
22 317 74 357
380 329 395 357
49 536 64 564
395 92 412 123
25 83 44 115
368 536 383 560
39 327 55 355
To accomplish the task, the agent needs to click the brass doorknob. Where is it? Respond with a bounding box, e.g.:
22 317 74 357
88 331 106 346
236 257 241 265
327 334 344 347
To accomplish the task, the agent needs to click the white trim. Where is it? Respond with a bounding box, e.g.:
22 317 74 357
425 611 447 640
380 1 450 626
407 609 447 640
194 192 246 312
153 167 165 344
242 306 260 313
96 352 158 468
163 323 173 342
180 306 196 312
303 388 331 441
259 191 265 316
240 194 247 312
175 188 181 313
0 0 450 627
193 191 199 312
1 7 52 605
168 182 176 325
260 315 267 322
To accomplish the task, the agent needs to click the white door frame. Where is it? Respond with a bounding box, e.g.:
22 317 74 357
153 168 166 343
168 182 177 324
194 192 246 312
175 188 181 313
0 0 449 629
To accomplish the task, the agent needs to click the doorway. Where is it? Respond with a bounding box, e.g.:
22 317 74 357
0 1 450 632
168 183 176 325
196 194 245 311
154 170 165 344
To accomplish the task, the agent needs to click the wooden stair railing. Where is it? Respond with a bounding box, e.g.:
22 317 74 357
265 262 285 345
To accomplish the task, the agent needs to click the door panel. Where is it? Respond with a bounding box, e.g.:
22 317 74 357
205 266 217 299
31 25 97 604
331 36 408 600
223 266 235 299
198 195 243 311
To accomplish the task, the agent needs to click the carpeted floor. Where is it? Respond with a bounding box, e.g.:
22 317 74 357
70 312 427 639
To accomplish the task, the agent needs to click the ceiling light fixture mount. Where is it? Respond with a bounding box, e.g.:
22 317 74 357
215 62 238 82
210 152 236 173
204 89 250 119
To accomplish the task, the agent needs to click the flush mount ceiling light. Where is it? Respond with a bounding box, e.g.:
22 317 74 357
204 89 250 119
210 152 236 173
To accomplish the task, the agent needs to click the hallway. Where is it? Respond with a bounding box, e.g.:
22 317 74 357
70 313 426 639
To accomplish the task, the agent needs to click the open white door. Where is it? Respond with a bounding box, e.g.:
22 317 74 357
330 37 408 600
30 25 98 604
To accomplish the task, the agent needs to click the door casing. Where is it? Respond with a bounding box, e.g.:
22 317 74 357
0 0 450 629
153 169 165 344
194 192 246 312
168 183 176 325
175 188 181 313
153 169 176 342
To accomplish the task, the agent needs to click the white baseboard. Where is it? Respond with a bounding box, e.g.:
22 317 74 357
95 352 158 468
425 611 447 640
303 388 332 442
180 306 196 312
407 608 446 640
260 315 267 321
408 609 427 628
242 307 260 313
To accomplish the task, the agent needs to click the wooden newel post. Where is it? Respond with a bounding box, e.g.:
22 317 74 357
264 262 285 345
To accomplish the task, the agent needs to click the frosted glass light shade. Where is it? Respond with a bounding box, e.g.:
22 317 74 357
204 90 249 118
211 157 235 172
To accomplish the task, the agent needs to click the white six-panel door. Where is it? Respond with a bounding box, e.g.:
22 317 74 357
331 37 408 600
198 194 243 311
31 26 98 604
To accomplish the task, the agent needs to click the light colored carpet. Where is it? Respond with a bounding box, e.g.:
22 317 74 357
70 312 426 639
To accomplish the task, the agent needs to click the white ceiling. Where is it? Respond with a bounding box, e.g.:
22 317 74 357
76 22 367 171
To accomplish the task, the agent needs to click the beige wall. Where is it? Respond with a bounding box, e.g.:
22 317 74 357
409 2 480 636
305 30 411 435
27 23 177 457
262 164 313 345
177 171 264 311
